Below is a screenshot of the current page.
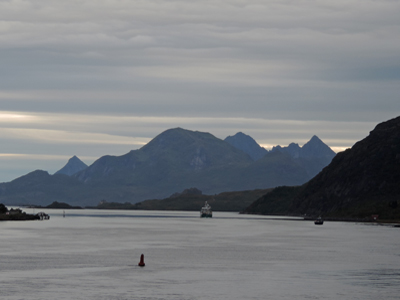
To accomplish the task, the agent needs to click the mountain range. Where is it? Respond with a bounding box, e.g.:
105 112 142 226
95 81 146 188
271 135 336 178
0 128 335 207
243 116 400 220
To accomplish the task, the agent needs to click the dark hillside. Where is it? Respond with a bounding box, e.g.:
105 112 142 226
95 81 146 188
291 116 400 219
243 116 400 220
243 186 302 215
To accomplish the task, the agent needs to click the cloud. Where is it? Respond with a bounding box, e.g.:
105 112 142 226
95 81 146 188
0 0 399 181
0 128 149 146
0 112 38 123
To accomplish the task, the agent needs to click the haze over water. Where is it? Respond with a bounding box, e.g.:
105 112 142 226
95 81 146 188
1 210 399 300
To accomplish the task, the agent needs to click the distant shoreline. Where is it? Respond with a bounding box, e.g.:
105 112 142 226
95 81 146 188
16 205 400 225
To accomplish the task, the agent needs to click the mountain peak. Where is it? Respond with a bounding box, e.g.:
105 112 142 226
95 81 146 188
11 170 50 183
305 135 324 147
302 135 336 159
229 132 247 138
310 135 321 142
55 156 88 176
141 127 219 155
224 132 268 161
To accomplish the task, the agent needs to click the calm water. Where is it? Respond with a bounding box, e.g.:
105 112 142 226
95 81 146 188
1 209 399 300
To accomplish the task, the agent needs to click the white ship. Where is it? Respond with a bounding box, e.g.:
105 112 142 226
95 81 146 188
200 201 212 218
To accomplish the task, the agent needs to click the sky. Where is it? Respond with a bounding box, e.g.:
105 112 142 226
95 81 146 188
0 0 399 183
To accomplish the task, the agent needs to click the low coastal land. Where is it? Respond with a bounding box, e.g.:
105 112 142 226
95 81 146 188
0 204 39 221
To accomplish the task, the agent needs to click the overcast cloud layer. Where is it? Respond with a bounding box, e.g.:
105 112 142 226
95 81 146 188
0 0 399 182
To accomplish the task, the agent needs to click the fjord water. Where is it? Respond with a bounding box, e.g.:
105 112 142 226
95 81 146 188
1 210 399 300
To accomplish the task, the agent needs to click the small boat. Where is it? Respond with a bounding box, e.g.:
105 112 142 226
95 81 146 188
200 201 212 218
36 212 50 220
314 217 324 225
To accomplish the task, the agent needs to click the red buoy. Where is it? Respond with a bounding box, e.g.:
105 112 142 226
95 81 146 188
138 254 145 267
